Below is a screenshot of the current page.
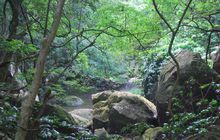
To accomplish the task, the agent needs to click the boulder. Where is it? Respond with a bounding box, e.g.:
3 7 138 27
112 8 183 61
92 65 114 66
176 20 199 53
142 127 163 140
92 91 157 133
154 50 220 124
94 129 130 140
70 109 93 121
69 109 93 126
63 96 84 107
49 95 84 107
94 128 110 140
211 51 220 74
43 105 77 124
70 113 90 126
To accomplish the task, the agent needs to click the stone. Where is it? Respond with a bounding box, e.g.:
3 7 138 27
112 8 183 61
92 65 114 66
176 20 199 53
92 91 157 133
94 128 109 140
211 50 220 74
69 109 93 126
49 95 84 107
142 127 163 140
63 96 84 107
43 104 77 124
154 49 220 124
70 109 93 121
70 113 90 126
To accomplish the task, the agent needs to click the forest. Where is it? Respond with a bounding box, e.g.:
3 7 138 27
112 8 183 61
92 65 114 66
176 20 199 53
0 0 220 140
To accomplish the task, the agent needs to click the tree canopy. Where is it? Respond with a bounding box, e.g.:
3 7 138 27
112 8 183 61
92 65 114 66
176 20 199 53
0 0 219 139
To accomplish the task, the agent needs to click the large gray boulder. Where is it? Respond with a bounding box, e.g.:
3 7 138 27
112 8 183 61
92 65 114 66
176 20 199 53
92 91 157 133
211 50 220 74
154 50 220 124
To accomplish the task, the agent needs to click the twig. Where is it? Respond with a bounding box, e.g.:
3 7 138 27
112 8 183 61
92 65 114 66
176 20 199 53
19 1 34 44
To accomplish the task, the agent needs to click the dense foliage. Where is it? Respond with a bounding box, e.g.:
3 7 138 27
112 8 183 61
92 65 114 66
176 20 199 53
0 0 219 139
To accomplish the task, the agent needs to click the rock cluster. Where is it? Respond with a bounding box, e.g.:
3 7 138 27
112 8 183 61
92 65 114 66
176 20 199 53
145 49 220 124
92 91 157 133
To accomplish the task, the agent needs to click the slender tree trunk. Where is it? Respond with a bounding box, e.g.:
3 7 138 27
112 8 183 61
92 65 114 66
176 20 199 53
15 0 65 139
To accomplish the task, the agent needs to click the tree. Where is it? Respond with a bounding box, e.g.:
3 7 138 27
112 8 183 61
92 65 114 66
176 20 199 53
15 0 65 139
152 0 193 117
0 0 22 82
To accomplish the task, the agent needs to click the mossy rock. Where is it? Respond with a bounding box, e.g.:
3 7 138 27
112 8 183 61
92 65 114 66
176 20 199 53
154 50 220 124
62 96 84 107
49 95 84 107
142 127 163 140
43 104 77 124
92 91 157 133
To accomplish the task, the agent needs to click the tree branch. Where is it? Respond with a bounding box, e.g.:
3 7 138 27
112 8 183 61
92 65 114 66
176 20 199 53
44 0 51 37
152 0 193 120
27 12 44 30
1 0 8 36
55 32 102 81
19 1 34 44
205 32 213 63
152 0 174 33
56 12 72 37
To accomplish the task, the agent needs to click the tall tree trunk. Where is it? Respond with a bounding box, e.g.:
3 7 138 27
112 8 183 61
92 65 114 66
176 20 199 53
15 0 65 139
0 0 21 82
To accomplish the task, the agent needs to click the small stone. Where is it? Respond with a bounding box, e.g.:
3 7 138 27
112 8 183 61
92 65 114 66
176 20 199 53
94 128 109 140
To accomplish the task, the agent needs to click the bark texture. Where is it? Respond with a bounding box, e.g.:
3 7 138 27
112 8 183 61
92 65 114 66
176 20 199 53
0 0 21 82
15 0 65 139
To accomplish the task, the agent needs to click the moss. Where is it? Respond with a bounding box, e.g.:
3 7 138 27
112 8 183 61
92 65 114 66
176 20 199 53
43 105 77 124
93 101 108 108
93 106 109 121
108 94 122 104
92 91 111 104
142 127 163 140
